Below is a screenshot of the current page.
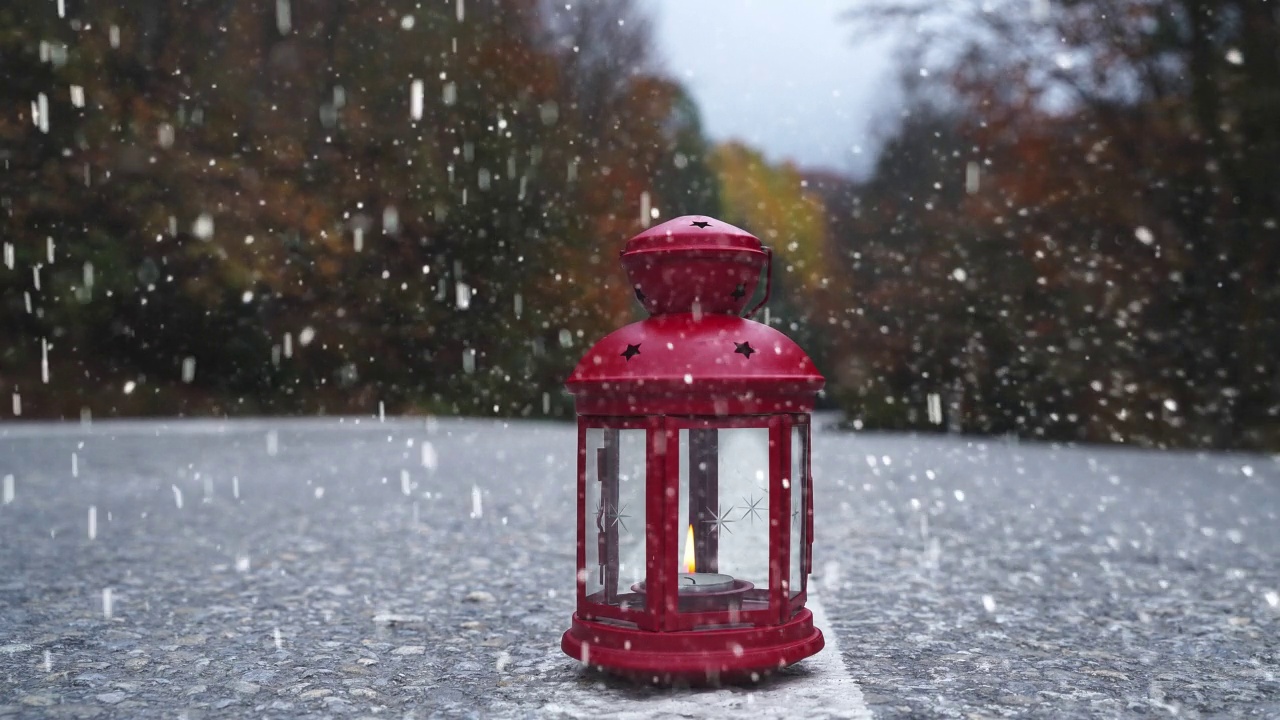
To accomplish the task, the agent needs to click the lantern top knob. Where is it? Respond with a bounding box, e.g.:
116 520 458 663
621 215 770 317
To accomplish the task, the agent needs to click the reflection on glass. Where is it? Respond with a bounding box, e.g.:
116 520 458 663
790 423 807 599
675 427 770 614
583 428 647 611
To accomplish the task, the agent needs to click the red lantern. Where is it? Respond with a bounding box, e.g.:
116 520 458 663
560 215 826 683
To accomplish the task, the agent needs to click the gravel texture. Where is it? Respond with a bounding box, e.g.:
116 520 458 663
1 416 1277 718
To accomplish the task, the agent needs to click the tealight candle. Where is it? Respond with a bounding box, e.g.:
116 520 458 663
677 572 735 594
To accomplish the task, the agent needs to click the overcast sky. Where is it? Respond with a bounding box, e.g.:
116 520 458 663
639 0 903 179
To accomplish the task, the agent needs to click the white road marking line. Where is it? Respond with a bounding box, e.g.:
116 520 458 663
544 595 870 719
804 595 873 719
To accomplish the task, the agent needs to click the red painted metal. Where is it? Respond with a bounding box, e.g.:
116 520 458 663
804 419 815 578
622 215 767 317
744 246 773 320
575 421 587 612
562 215 826 683
768 415 787 625
561 609 824 684
643 416 666 632
567 313 823 417
768 412 788 625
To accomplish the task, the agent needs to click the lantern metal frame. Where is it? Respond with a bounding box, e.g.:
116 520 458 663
561 216 825 683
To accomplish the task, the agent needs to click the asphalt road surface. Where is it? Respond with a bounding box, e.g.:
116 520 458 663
1 417 1277 718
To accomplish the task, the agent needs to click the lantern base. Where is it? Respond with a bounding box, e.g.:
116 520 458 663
561 608 824 685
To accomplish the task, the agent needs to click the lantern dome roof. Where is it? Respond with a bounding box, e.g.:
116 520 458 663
623 215 763 255
567 313 824 415
621 216 768 317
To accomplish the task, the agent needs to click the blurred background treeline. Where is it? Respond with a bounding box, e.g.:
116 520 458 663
2 0 1277 450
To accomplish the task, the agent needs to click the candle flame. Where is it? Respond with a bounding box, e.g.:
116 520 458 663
683 523 696 573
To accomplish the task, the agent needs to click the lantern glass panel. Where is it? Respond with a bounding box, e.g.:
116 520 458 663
583 428 648 611
789 423 808 599
676 426 771 614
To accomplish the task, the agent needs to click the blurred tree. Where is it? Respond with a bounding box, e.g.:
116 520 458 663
0 0 719 420
840 0 1280 449
647 80 722 219
710 142 842 400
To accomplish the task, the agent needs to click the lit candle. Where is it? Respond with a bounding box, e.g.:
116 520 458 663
678 523 736 594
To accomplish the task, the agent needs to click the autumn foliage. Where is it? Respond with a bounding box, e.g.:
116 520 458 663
831 0 1280 449
3 0 1276 451
1 0 716 419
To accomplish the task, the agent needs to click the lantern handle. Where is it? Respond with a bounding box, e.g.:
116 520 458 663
744 246 772 320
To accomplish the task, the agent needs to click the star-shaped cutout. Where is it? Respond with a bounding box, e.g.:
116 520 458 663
741 494 765 524
704 503 737 535
621 343 641 361
730 284 746 300
734 341 755 359
691 220 711 228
